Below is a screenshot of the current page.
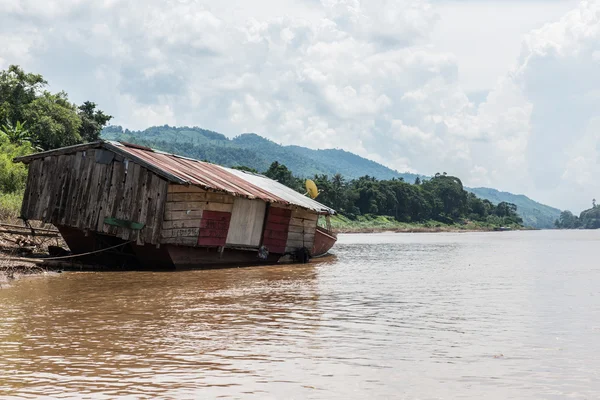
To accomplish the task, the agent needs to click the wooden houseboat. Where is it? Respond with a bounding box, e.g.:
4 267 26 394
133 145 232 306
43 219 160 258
14 141 337 269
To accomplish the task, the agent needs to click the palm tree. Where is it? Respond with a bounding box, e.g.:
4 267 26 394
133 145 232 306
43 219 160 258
0 120 33 145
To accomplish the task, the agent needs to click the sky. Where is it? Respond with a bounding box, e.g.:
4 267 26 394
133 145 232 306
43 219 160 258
0 0 598 212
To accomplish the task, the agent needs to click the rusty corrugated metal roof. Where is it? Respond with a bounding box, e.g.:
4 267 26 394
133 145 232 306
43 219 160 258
104 141 335 214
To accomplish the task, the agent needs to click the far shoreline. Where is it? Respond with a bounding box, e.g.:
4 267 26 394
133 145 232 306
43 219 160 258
333 226 536 234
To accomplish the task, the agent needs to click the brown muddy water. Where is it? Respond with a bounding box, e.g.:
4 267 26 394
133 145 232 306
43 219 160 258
1 231 600 399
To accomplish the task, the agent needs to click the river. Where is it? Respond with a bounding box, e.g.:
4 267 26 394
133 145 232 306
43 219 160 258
1 231 599 399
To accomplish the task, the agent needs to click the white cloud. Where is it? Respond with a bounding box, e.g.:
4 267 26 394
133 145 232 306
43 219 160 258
1 0 599 211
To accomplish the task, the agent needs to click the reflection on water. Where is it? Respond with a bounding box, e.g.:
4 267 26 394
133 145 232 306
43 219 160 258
1 231 600 399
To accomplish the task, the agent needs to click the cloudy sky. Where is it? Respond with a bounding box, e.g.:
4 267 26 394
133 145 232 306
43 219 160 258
1 0 598 212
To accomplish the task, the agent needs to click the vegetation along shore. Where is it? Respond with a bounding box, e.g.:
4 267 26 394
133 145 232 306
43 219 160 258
330 215 526 234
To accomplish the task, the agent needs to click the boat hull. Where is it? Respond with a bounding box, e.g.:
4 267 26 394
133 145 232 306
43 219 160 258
311 227 337 257
57 226 302 269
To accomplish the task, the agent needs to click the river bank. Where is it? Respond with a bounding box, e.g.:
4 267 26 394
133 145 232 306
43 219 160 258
0 220 66 287
330 214 527 234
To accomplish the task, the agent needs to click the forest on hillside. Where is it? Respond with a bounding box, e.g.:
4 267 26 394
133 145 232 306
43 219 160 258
554 200 600 229
259 162 523 228
102 125 418 181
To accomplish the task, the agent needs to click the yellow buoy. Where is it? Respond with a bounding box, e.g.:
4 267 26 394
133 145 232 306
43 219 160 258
305 179 319 199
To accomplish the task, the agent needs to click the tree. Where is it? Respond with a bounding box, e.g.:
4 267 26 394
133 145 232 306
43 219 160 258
555 210 580 229
421 174 467 222
495 202 517 217
0 120 32 146
22 91 82 150
579 207 600 229
467 192 488 220
0 65 47 125
0 65 112 150
78 101 113 142
0 135 32 193
231 165 258 173
414 177 421 185
493 202 522 225
264 161 302 192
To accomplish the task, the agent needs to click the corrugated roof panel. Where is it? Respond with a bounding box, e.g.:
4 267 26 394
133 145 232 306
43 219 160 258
107 141 335 214
224 167 335 214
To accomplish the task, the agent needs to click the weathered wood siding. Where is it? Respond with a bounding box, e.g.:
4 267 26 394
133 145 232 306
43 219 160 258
226 198 267 247
198 210 231 247
162 184 320 252
20 149 168 244
262 207 292 254
263 203 318 253
284 207 318 253
162 184 234 246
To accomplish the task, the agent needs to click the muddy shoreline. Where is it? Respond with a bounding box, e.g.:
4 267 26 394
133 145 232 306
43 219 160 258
0 221 66 287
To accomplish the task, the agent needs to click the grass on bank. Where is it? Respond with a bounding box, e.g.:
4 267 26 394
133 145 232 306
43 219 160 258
330 214 525 233
0 191 22 221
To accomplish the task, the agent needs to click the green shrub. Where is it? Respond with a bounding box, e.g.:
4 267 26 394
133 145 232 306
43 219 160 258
0 136 31 221
0 139 32 193
0 191 23 220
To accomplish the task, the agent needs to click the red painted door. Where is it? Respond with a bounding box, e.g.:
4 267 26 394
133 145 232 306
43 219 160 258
261 207 291 254
198 210 232 246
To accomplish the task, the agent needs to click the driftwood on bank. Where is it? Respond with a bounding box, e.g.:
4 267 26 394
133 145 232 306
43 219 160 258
0 255 45 264
0 223 60 234
0 228 60 238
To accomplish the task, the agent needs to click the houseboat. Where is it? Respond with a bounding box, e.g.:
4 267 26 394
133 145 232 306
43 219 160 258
14 141 337 269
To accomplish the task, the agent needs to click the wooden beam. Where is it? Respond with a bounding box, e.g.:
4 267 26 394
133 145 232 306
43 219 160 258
168 184 206 194
0 223 59 233
162 219 202 230
167 192 208 202
103 142 187 184
164 210 204 221
165 201 207 212
0 228 60 238
161 228 200 238
13 142 103 164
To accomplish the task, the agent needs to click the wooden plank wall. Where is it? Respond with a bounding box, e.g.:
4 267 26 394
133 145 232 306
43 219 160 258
20 150 168 244
262 207 292 254
226 198 267 247
268 204 318 253
161 184 234 246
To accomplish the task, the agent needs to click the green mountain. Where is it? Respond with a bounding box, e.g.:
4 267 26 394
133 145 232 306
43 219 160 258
102 125 421 181
102 125 560 229
466 187 561 229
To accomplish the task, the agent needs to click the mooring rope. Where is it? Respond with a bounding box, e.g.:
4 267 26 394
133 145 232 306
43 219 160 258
35 240 136 261
4 219 136 263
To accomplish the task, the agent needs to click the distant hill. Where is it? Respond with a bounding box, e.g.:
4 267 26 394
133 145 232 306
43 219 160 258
102 125 560 229
102 125 421 181
466 187 561 229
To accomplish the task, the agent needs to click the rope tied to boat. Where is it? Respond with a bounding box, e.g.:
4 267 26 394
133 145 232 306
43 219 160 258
31 240 135 261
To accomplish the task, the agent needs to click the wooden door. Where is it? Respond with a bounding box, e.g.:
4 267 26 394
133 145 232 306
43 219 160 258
225 198 267 247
